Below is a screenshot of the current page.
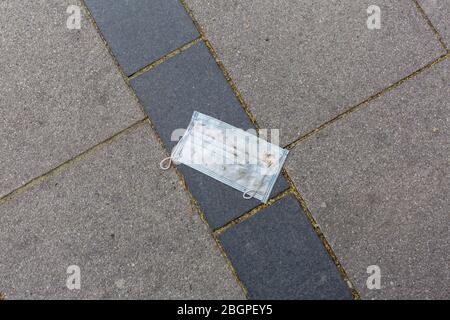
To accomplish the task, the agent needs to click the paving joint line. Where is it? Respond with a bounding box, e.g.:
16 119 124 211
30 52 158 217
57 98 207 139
281 168 361 300
80 0 185 166
285 52 450 150
179 0 262 131
0 118 148 207
79 0 148 118
179 0 360 299
213 188 292 236
128 37 202 80
411 0 449 51
141 116 250 298
173 167 251 298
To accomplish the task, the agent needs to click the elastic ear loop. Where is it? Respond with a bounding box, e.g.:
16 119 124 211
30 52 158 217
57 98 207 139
243 190 257 200
159 156 173 170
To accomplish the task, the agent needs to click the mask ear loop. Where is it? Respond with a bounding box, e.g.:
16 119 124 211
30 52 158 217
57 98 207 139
243 190 257 200
159 156 173 170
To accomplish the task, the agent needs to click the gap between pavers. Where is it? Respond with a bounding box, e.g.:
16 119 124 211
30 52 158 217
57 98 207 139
417 0 450 48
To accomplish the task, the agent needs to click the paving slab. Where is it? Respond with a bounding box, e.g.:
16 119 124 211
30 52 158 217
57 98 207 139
418 0 450 47
0 124 244 299
0 0 144 198
84 0 199 76
286 58 450 299
220 195 352 300
131 42 289 229
185 0 446 144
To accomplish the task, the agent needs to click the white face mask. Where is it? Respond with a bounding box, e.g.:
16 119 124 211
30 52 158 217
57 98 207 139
160 111 289 203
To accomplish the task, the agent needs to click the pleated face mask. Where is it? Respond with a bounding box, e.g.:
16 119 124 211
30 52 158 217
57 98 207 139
160 111 289 203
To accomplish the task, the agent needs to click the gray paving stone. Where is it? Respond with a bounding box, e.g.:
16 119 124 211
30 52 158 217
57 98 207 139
185 0 446 144
219 195 352 300
0 124 244 299
286 58 450 299
84 0 199 76
418 0 450 46
131 42 289 229
0 0 144 198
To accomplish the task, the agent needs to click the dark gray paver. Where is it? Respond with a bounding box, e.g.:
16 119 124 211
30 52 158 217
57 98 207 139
219 195 352 300
84 0 199 76
0 124 244 299
286 58 450 299
131 42 289 229
418 0 450 47
0 0 144 198
185 0 446 144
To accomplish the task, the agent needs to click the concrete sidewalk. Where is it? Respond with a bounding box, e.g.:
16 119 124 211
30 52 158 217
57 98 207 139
0 0 448 299
0 0 243 299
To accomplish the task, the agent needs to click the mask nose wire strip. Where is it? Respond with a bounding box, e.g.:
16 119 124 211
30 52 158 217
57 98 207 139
243 190 257 200
159 156 173 170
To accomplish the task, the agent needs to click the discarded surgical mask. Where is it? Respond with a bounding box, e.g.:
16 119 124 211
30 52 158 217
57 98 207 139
160 112 289 203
